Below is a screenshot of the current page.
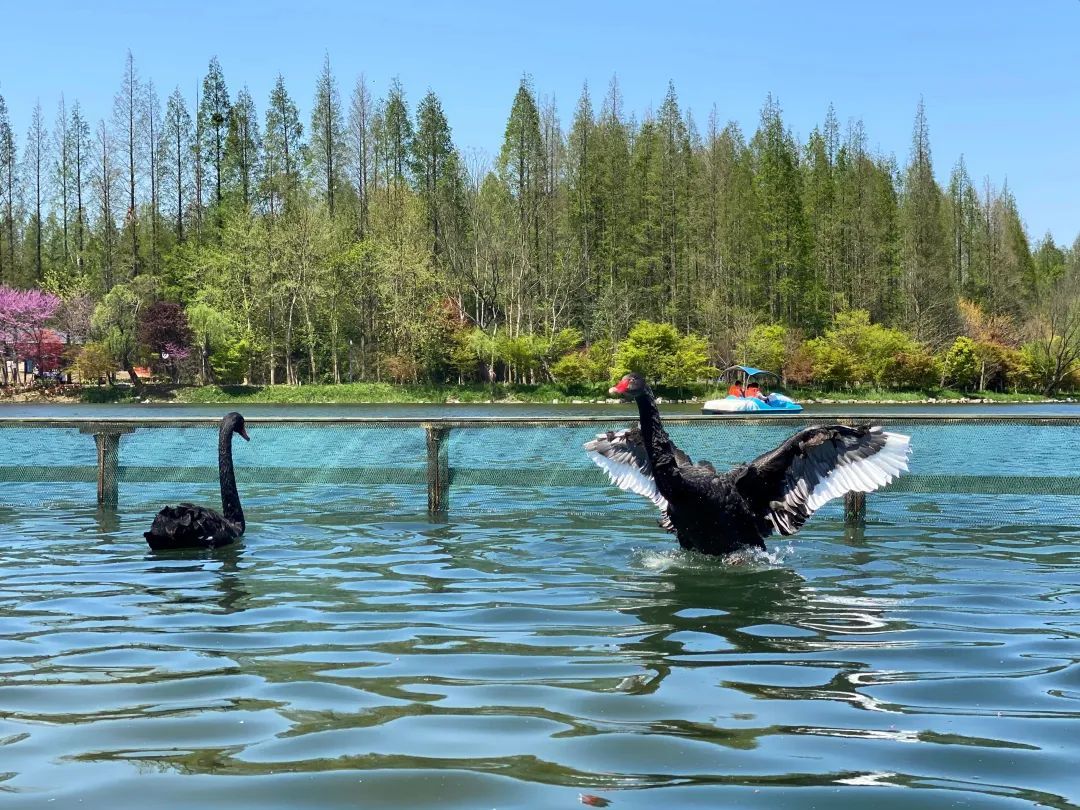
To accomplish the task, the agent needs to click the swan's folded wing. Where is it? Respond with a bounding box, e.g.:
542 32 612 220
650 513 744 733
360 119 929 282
145 503 228 546
584 427 670 514
737 425 911 536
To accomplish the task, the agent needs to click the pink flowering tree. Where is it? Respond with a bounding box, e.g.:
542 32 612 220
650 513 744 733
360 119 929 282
0 285 62 386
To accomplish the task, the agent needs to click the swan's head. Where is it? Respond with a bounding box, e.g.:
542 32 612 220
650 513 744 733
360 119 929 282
610 372 647 400
224 412 250 441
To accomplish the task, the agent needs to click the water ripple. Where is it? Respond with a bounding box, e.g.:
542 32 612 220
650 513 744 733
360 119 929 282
0 499 1077 808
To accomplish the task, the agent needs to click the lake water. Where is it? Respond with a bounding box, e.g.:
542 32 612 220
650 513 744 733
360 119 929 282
3 399 1080 419
1 404 1078 808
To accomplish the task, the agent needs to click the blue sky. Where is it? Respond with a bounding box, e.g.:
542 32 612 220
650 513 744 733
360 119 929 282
2 0 1078 244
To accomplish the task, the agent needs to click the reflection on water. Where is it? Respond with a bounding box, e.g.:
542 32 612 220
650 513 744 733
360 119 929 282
0 493 1077 809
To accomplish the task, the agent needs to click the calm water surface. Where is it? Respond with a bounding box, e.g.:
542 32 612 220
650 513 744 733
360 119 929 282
0 408 1078 808
4 400 1080 418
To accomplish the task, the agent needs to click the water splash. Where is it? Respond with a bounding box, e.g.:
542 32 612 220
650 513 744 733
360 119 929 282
633 541 796 571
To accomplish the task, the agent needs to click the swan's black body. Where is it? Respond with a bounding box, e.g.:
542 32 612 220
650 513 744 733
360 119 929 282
144 412 249 551
586 374 910 555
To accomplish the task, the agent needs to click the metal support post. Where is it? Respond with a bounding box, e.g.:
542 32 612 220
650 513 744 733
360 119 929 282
425 425 450 516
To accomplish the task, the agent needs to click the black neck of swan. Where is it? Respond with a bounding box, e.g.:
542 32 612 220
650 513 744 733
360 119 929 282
634 386 680 487
218 421 245 532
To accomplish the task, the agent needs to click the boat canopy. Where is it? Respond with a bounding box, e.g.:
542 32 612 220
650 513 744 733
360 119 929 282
722 365 782 380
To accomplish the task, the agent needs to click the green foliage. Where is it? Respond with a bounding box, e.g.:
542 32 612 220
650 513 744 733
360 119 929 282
199 56 231 209
210 337 250 384
880 349 940 389
583 341 615 382
71 341 114 383
550 351 589 385
805 309 932 389
497 333 545 381
613 320 679 379
3 65 1077 398
174 380 679 405
667 332 716 387
411 90 463 261
941 337 979 390
1022 334 1080 396
735 324 790 375
186 301 234 350
546 327 583 360
90 282 150 373
553 340 615 385
224 88 261 209
309 54 346 214
79 384 139 403
753 95 811 325
613 320 716 386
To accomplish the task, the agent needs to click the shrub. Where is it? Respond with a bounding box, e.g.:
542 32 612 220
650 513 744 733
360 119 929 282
72 342 114 384
805 310 931 389
497 334 546 382
613 320 716 385
735 323 789 376
384 353 420 384
999 346 1031 392
881 349 940 389
550 352 589 385
784 345 816 387
589 341 615 381
940 337 979 391
804 336 857 388
666 332 716 387
211 338 251 385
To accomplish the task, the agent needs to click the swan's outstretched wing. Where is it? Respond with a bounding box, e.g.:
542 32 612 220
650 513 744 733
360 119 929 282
736 425 911 536
585 427 667 507
585 427 707 532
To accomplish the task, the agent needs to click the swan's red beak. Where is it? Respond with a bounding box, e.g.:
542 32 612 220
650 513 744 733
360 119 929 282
237 426 250 441
609 378 630 396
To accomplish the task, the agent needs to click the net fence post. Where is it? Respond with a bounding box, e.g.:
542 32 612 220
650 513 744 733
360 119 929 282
844 491 866 527
80 426 133 507
426 425 450 516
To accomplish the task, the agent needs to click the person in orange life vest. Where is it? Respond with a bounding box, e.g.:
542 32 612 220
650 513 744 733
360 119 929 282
745 381 765 399
727 382 744 397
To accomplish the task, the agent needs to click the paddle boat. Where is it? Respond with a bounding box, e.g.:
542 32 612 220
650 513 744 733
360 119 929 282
701 366 803 414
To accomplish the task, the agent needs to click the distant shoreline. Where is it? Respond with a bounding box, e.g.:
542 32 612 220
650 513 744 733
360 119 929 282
1 382 1072 407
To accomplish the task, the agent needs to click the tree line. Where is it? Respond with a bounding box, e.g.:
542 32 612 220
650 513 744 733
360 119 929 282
1 52 1078 394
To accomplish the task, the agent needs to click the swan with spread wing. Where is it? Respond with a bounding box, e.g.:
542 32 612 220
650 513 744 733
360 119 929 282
585 373 911 555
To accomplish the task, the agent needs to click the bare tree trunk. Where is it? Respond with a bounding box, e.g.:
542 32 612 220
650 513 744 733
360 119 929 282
200 335 216 385
124 357 143 393
302 298 317 383
330 318 340 383
148 81 159 272
285 292 297 385
267 219 276 385
193 82 203 240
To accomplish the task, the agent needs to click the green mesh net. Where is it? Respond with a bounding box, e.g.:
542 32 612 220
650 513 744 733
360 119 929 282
1 417 1076 529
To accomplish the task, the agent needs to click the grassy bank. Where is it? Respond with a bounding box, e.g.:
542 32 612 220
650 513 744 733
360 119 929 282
172 381 621 405
5 380 1066 406
63 381 1068 405
784 387 1064 403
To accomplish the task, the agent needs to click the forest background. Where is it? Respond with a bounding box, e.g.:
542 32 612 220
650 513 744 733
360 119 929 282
2 53 1079 402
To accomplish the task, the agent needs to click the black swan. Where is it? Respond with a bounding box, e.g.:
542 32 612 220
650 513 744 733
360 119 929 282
585 373 910 555
144 412 250 551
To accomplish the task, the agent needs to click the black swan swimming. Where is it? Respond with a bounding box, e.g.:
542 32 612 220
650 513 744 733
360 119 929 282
585 373 910 555
144 412 250 551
